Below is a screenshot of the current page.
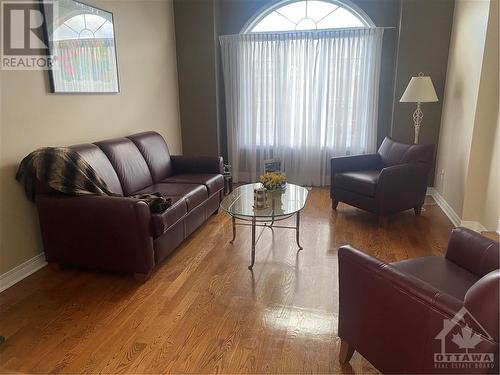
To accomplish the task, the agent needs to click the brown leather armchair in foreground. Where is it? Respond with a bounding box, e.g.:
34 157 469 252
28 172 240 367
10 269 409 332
338 227 499 374
330 137 434 224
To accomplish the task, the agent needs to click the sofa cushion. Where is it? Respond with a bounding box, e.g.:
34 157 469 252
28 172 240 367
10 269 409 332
335 170 380 197
127 131 173 183
149 197 187 237
70 144 124 195
95 138 153 196
391 256 480 301
162 174 223 196
133 183 208 212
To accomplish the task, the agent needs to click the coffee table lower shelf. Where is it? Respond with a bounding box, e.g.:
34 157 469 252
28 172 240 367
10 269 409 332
229 211 303 270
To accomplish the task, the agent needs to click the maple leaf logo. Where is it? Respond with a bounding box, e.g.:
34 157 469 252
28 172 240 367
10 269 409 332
451 325 483 352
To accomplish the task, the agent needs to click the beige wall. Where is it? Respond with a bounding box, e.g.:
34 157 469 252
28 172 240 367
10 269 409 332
463 0 499 230
479 113 499 231
435 0 499 231
0 0 182 275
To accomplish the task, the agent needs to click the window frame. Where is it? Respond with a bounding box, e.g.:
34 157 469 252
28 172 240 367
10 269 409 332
241 0 375 34
53 13 115 41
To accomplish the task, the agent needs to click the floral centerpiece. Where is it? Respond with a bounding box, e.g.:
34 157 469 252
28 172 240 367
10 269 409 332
260 172 287 191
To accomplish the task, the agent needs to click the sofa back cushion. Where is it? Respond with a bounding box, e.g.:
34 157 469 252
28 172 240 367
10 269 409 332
378 137 434 168
127 131 173 182
70 144 124 195
95 138 153 195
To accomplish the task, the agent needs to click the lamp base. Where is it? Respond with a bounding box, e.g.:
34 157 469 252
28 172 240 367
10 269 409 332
413 103 423 144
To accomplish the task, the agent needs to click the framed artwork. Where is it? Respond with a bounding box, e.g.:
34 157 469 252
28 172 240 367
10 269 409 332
41 0 120 93
263 158 282 174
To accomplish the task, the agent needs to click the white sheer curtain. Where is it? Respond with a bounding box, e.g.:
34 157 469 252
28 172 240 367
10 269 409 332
220 28 384 186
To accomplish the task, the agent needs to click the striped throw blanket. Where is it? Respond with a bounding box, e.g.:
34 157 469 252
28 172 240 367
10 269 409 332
16 147 172 213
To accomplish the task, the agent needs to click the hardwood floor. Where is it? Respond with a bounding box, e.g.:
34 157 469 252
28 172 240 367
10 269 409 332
0 188 453 374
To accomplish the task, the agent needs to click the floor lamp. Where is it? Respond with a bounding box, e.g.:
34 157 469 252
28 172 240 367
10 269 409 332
400 73 438 144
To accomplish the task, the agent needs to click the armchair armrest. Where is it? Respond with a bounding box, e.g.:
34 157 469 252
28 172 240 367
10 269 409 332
338 245 470 373
339 245 462 317
331 154 380 174
36 195 154 274
445 227 500 277
464 271 500 341
331 154 381 187
375 162 429 214
377 162 429 194
170 155 223 175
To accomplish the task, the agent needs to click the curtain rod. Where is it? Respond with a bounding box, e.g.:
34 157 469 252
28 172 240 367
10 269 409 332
220 26 397 38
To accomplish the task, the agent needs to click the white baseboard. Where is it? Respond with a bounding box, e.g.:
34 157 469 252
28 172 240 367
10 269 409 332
427 188 491 233
0 253 47 293
427 187 461 227
460 221 487 233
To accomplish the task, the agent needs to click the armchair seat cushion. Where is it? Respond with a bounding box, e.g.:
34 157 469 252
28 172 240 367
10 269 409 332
335 170 380 197
392 256 480 301
162 174 223 196
133 183 208 212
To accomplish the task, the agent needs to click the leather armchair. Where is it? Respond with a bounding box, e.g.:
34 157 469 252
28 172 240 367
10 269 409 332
330 137 434 223
338 227 499 374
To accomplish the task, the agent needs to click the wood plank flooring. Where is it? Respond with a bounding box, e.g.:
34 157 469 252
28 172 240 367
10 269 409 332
0 188 454 374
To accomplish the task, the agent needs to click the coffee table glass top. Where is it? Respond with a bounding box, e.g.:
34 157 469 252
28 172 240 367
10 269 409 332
220 183 308 218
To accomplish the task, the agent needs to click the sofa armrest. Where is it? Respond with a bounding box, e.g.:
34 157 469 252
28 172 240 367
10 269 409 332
170 155 223 175
36 195 155 274
445 227 500 277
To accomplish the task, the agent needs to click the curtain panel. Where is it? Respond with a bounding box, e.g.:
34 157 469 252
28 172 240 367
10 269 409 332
220 28 384 186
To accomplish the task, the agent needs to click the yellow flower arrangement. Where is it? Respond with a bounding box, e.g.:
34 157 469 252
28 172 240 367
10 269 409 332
260 172 287 191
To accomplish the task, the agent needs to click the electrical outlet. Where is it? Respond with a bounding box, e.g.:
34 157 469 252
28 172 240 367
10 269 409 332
440 170 445 184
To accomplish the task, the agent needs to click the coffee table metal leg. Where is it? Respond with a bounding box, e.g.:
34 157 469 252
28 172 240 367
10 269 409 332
249 217 256 270
230 216 236 244
296 211 303 250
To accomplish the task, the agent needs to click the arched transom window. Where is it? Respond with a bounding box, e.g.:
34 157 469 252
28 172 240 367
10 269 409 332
244 0 372 33
53 14 114 41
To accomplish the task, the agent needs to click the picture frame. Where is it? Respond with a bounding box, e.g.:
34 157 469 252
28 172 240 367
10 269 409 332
263 158 282 174
40 0 120 93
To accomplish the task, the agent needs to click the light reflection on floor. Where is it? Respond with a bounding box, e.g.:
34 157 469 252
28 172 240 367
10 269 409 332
263 304 338 336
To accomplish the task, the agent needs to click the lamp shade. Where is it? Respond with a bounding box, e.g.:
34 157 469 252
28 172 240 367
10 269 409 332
400 75 438 103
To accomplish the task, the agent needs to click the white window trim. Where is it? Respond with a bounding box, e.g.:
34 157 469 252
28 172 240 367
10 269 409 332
240 0 375 34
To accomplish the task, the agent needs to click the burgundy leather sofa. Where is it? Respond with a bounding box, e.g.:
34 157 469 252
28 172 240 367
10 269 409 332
35 131 224 279
338 227 499 374
330 137 434 223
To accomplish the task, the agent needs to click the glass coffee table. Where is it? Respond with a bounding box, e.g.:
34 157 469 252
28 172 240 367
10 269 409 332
220 183 309 270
